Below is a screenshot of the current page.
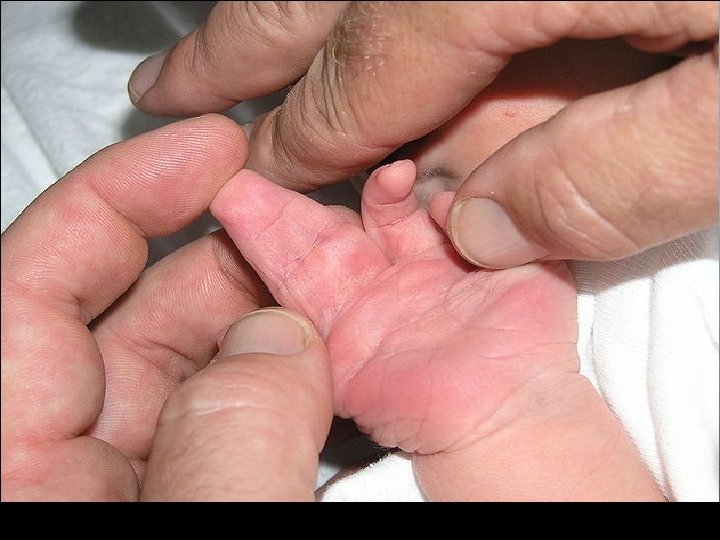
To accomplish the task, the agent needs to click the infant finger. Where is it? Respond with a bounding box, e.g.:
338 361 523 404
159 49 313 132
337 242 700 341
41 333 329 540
362 160 449 263
211 170 390 336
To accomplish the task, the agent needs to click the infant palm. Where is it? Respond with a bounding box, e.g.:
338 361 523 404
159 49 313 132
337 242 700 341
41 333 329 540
211 161 577 454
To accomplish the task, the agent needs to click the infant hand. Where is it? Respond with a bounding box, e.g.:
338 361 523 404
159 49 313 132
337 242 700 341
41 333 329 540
211 161 661 500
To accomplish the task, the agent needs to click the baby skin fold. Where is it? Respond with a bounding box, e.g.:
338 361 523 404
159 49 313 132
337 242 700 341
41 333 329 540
211 160 663 501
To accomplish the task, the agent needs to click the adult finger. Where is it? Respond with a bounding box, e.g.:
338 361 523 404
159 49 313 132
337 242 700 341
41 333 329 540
143 308 333 502
243 1 717 191
87 230 271 470
1 115 245 498
130 1 348 115
447 46 718 268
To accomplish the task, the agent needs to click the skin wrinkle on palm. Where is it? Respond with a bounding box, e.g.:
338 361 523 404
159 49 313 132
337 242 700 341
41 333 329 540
212 163 578 454
251 36 678 496
237 35 679 490
3 3 717 502
212 158 663 500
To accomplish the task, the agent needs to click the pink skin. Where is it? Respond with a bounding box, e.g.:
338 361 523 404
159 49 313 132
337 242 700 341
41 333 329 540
211 160 577 454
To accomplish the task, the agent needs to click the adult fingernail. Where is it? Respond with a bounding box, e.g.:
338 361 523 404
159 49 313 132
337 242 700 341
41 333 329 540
449 198 549 269
219 308 311 357
128 52 167 104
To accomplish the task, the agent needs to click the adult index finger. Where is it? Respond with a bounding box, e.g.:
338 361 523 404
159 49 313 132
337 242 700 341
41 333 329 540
130 1 348 116
1 114 246 445
243 1 717 191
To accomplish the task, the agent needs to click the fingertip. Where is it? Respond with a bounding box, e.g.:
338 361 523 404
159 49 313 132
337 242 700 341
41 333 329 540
448 197 549 269
163 113 248 172
210 170 263 230
128 51 167 106
197 112 249 141
129 31 240 116
199 113 250 164
429 191 455 231
378 160 417 198
370 160 417 204
217 308 315 358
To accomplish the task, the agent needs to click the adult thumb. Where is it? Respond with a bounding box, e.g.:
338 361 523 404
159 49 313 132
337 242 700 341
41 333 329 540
446 48 718 269
142 308 333 501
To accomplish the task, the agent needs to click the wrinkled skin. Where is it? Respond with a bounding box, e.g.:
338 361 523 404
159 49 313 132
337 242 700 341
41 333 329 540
212 160 577 455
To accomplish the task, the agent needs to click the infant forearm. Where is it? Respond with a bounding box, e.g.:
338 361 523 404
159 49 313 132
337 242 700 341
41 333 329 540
413 375 665 502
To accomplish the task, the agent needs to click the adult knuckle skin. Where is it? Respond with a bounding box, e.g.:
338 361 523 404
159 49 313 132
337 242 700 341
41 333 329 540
656 1 719 39
235 2 313 46
311 1 488 153
328 1 389 62
159 365 295 429
319 7 380 135
314 52 363 142
193 2 304 78
275 69 380 180
310 2 404 153
529 146 642 260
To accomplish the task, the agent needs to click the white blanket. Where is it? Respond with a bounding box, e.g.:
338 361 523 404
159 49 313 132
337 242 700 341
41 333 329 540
2 1 717 502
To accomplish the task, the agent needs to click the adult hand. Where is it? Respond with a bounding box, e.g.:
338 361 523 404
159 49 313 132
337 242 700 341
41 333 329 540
1 115 332 501
128 1 718 268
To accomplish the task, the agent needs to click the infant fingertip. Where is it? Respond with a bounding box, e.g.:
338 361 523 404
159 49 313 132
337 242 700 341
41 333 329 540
365 160 417 205
429 191 455 231
210 169 276 228
377 160 417 201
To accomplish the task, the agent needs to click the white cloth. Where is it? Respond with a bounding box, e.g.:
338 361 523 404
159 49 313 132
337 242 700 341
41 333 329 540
2 0 718 502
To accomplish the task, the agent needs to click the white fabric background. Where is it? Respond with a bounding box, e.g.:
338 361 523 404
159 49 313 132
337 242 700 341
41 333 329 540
2 1 718 501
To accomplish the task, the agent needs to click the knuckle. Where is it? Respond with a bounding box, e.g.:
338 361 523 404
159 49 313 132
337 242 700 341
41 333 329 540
273 66 381 181
277 4 396 159
328 1 390 63
314 50 362 140
317 3 399 141
159 364 296 432
235 1 312 46
529 137 642 260
194 1 315 75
